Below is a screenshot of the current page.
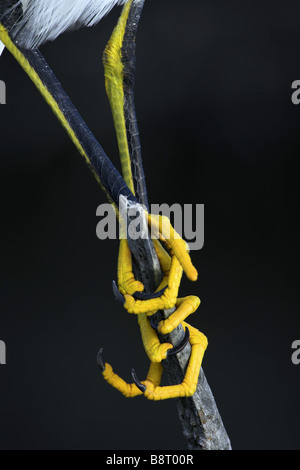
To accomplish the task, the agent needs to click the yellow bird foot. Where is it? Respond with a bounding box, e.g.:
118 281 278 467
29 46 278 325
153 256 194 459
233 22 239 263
138 312 190 363
146 213 198 282
98 323 208 401
132 323 208 401
117 231 197 316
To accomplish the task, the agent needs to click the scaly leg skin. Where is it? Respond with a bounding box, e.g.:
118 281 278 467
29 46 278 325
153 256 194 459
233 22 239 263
99 323 208 400
138 314 173 363
103 0 198 286
118 216 198 315
141 323 208 401
103 0 199 329
123 251 183 314
101 362 143 398
103 0 136 195
118 226 199 321
118 239 144 296
101 236 205 399
101 242 206 399
147 213 198 282
100 0 206 402
157 296 201 335
100 357 163 399
138 313 191 363
118 220 199 320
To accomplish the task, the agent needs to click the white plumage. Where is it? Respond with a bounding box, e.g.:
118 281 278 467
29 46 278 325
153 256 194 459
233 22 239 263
5 0 128 49
0 41 5 56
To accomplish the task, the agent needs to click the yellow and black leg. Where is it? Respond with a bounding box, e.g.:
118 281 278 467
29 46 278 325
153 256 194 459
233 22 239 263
1 0 208 402
100 0 208 400
0 21 136 209
103 0 148 206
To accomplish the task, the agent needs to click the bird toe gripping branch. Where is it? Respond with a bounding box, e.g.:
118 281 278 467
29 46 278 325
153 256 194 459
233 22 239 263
99 209 209 400
1 0 232 449
92 0 208 401
0 0 208 402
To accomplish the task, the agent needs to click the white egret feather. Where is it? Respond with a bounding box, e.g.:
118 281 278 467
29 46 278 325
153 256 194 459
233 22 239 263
1 0 128 49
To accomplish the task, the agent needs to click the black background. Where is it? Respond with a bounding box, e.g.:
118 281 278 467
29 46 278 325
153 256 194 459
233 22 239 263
0 0 299 450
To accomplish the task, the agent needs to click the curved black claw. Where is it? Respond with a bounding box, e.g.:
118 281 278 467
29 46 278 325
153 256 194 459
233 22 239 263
167 328 190 358
132 368 147 393
112 280 125 304
97 348 106 372
133 285 168 301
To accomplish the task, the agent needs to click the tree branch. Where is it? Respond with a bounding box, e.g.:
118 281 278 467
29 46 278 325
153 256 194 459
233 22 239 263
125 201 232 450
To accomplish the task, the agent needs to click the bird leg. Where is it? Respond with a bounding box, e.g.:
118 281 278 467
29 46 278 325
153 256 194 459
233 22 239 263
103 0 137 196
99 0 208 401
